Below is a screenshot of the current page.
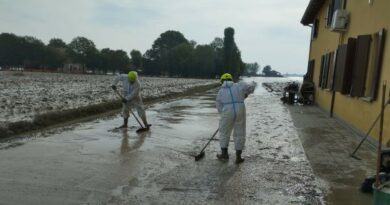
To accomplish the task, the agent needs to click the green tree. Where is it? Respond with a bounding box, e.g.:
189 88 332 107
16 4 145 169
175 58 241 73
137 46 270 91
68 36 98 72
223 27 242 80
210 37 224 78
21 36 46 68
169 43 193 77
48 38 67 49
0 33 24 67
192 45 216 78
190 40 197 48
263 65 272 76
144 30 189 75
223 27 235 74
100 48 113 73
245 62 260 76
130 49 142 69
45 46 67 69
46 38 68 69
113 50 131 73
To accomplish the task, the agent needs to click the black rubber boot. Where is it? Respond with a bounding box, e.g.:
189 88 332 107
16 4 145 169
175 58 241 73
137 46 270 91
142 118 151 129
217 148 229 160
235 150 245 164
119 118 128 128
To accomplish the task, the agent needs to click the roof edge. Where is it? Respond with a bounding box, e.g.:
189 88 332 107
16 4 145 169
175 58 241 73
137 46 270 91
301 0 326 25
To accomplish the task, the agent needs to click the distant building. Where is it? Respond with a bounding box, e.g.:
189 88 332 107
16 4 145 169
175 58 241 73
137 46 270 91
60 64 84 73
10 67 24 71
301 0 389 144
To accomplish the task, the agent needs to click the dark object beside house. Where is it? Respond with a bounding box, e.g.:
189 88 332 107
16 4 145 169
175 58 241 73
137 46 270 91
299 81 315 105
361 149 390 193
281 82 299 104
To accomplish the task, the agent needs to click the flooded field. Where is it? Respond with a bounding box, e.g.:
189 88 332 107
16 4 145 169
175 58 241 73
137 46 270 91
0 77 328 204
0 71 217 124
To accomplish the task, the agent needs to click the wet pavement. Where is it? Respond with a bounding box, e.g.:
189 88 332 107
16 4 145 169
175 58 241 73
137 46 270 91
288 104 377 205
0 77 375 204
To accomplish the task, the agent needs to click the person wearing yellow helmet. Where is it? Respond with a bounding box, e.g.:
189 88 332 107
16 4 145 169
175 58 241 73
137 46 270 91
220 73 233 84
216 73 256 164
128 71 137 82
111 71 150 129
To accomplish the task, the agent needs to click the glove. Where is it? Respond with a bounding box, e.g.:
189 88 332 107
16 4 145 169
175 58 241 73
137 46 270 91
111 85 117 90
122 99 127 104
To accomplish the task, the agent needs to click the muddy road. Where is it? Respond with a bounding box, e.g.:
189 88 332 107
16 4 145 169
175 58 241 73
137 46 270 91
0 77 325 205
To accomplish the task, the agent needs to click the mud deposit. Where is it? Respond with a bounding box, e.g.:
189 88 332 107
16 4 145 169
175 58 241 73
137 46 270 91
0 71 218 138
0 77 325 204
0 71 217 123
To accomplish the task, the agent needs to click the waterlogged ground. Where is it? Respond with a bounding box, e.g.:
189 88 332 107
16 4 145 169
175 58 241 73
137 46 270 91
0 71 217 123
0 77 327 204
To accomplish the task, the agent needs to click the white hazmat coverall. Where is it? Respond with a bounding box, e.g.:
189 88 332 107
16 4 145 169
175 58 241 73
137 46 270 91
216 81 255 151
112 74 146 119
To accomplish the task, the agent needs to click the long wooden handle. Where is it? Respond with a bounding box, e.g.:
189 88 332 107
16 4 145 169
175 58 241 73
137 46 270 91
375 81 387 187
113 89 145 128
199 129 219 153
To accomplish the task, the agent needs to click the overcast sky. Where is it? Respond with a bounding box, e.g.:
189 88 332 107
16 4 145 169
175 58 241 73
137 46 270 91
0 0 311 74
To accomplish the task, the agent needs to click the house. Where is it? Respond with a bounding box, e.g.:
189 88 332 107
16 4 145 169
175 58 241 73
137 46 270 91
60 63 84 74
301 0 390 145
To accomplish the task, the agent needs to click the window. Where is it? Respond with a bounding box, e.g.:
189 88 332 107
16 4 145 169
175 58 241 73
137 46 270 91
326 52 336 90
326 0 347 27
319 52 335 89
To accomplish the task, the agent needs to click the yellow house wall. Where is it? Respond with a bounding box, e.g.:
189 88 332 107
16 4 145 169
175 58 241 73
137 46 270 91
308 0 390 145
309 0 339 111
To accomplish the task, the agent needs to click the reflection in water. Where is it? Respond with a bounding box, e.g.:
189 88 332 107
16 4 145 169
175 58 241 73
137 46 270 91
120 129 149 155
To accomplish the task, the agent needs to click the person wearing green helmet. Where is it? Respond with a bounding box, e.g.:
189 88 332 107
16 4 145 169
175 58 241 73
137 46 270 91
111 71 150 129
216 73 256 164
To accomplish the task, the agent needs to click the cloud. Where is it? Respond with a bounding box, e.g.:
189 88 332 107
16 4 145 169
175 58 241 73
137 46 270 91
0 0 311 74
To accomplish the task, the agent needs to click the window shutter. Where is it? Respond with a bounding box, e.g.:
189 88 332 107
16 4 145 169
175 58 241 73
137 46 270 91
351 35 371 97
370 29 387 100
334 44 347 92
322 53 330 89
327 52 336 90
334 38 357 94
344 38 357 94
319 55 325 87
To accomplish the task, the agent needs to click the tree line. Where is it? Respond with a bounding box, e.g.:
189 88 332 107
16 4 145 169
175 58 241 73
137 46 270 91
0 33 130 73
243 64 283 77
0 27 265 79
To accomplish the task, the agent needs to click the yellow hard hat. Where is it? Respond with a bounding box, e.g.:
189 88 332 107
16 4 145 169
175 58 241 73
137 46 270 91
128 71 138 82
220 73 233 83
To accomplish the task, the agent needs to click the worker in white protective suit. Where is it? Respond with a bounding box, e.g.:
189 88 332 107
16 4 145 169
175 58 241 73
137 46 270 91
111 71 150 129
216 73 256 164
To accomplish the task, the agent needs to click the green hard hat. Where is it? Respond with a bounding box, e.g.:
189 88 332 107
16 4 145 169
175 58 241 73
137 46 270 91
220 73 233 83
128 71 138 82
